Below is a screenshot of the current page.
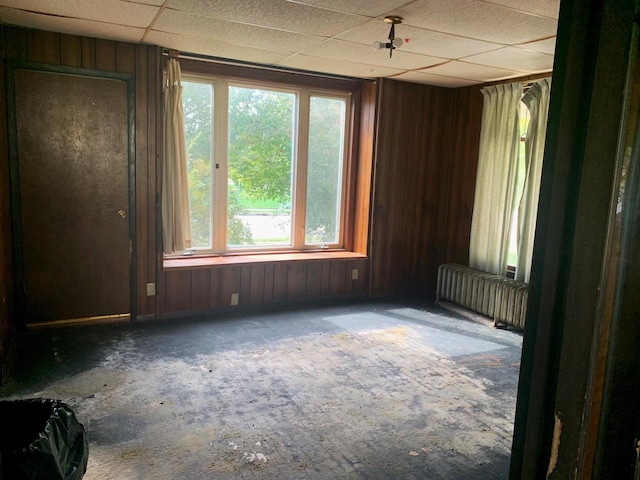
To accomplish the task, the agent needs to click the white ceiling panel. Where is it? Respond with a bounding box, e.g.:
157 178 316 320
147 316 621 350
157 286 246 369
0 0 559 87
130 0 165 5
146 31 292 65
516 37 556 55
289 0 413 17
277 53 404 79
484 0 560 19
393 0 558 45
421 60 521 81
299 39 447 70
337 19 502 59
392 71 478 87
0 0 158 28
168 0 368 37
464 46 554 73
154 10 325 53
0 7 145 42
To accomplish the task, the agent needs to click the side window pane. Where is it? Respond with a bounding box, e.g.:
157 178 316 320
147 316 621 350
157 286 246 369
227 86 295 247
182 81 213 249
306 96 346 245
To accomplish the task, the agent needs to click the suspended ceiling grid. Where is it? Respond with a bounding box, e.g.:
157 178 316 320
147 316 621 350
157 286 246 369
0 0 559 86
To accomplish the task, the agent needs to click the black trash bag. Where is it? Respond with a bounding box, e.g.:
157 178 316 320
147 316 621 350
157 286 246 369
0 399 88 480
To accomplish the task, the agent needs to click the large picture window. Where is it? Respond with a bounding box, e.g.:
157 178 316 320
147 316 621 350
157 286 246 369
181 77 349 254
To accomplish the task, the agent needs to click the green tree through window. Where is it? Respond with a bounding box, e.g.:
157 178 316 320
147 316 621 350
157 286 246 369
180 78 349 253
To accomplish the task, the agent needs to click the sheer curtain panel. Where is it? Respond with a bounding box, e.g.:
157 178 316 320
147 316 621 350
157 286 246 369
162 58 192 254
469 82 523 275
516 78 552 282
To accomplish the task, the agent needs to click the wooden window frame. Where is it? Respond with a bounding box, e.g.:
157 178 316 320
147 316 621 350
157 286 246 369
162 57 374 269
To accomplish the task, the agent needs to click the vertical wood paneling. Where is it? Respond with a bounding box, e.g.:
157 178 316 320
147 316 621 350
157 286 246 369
273 264 288 302
164 271 191 312
4 27 27 61
250 265 265 304
116 42 136 74
306 262 322 297
342 260 354 295
370 79 482 298
370 80 394 296
0 26 13 384
321 262 331 296
27 29 60 64
352 259 368 296
263 264 274 303
209 268 222 309
136 46 149 315
240 265 251 305
444 87 483 267
190 269 210 311
329 261 346 296
81 37 96 69
286 263 307 300
147 47 159 315
60 35 82 68
220 267 241 307
95 39 116 71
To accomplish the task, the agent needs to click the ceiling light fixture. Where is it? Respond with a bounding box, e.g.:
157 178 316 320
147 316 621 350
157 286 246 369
373 16 404 58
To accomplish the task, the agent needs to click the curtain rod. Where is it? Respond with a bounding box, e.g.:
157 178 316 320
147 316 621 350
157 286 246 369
161 48 374 83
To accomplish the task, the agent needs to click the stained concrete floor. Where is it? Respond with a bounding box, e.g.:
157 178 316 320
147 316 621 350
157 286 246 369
0 301 522 479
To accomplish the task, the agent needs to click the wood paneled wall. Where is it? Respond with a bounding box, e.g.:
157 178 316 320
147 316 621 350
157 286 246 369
0 26 161 323
0 26 484 348
0 27 14 384
159 258 368 314
0 26 376 331
370 79 482 298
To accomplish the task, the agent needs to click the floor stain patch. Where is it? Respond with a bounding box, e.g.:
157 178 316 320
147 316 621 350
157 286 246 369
1 302 521 479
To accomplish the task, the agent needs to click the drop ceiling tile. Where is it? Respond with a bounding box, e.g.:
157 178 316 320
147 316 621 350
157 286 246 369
337 19 502 59
463 46 554 72
277 53 404 79
393 71 479 87
169 0 368 37
516 37 556 55
289 0 413 17
300 39 447 70
393 0 558 44
0 0 159 28
154 9 325 53
483 0 560 19
420 60 521 81
0 7 145 42
145 30 291 64
130 0 165 5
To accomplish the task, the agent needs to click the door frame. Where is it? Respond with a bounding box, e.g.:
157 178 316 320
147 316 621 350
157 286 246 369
6 61 137 325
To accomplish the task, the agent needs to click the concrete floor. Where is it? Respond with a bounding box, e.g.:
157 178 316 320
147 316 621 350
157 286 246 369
0 301 522 479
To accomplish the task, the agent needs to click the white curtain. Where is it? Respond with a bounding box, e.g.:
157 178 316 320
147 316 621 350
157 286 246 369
162 58 192 254
516 78 552 282
469 82 523 275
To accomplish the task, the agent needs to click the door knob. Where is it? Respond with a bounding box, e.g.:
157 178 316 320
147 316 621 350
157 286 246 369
117 210 126 218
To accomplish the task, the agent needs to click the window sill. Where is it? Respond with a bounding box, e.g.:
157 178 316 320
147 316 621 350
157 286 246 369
163 250 367 271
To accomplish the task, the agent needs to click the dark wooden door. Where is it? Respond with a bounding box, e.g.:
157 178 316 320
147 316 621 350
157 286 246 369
13 69 131 323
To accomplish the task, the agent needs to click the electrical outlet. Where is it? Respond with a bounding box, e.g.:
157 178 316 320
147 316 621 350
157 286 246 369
231 293 239 305
352 269 359 280
146 283 156 296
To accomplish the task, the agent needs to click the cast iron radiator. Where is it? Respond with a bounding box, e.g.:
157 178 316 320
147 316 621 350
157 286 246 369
436 263 528 330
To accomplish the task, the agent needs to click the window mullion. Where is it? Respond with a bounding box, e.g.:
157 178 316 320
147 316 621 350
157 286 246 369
293 91 310 248
213 80 229 252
